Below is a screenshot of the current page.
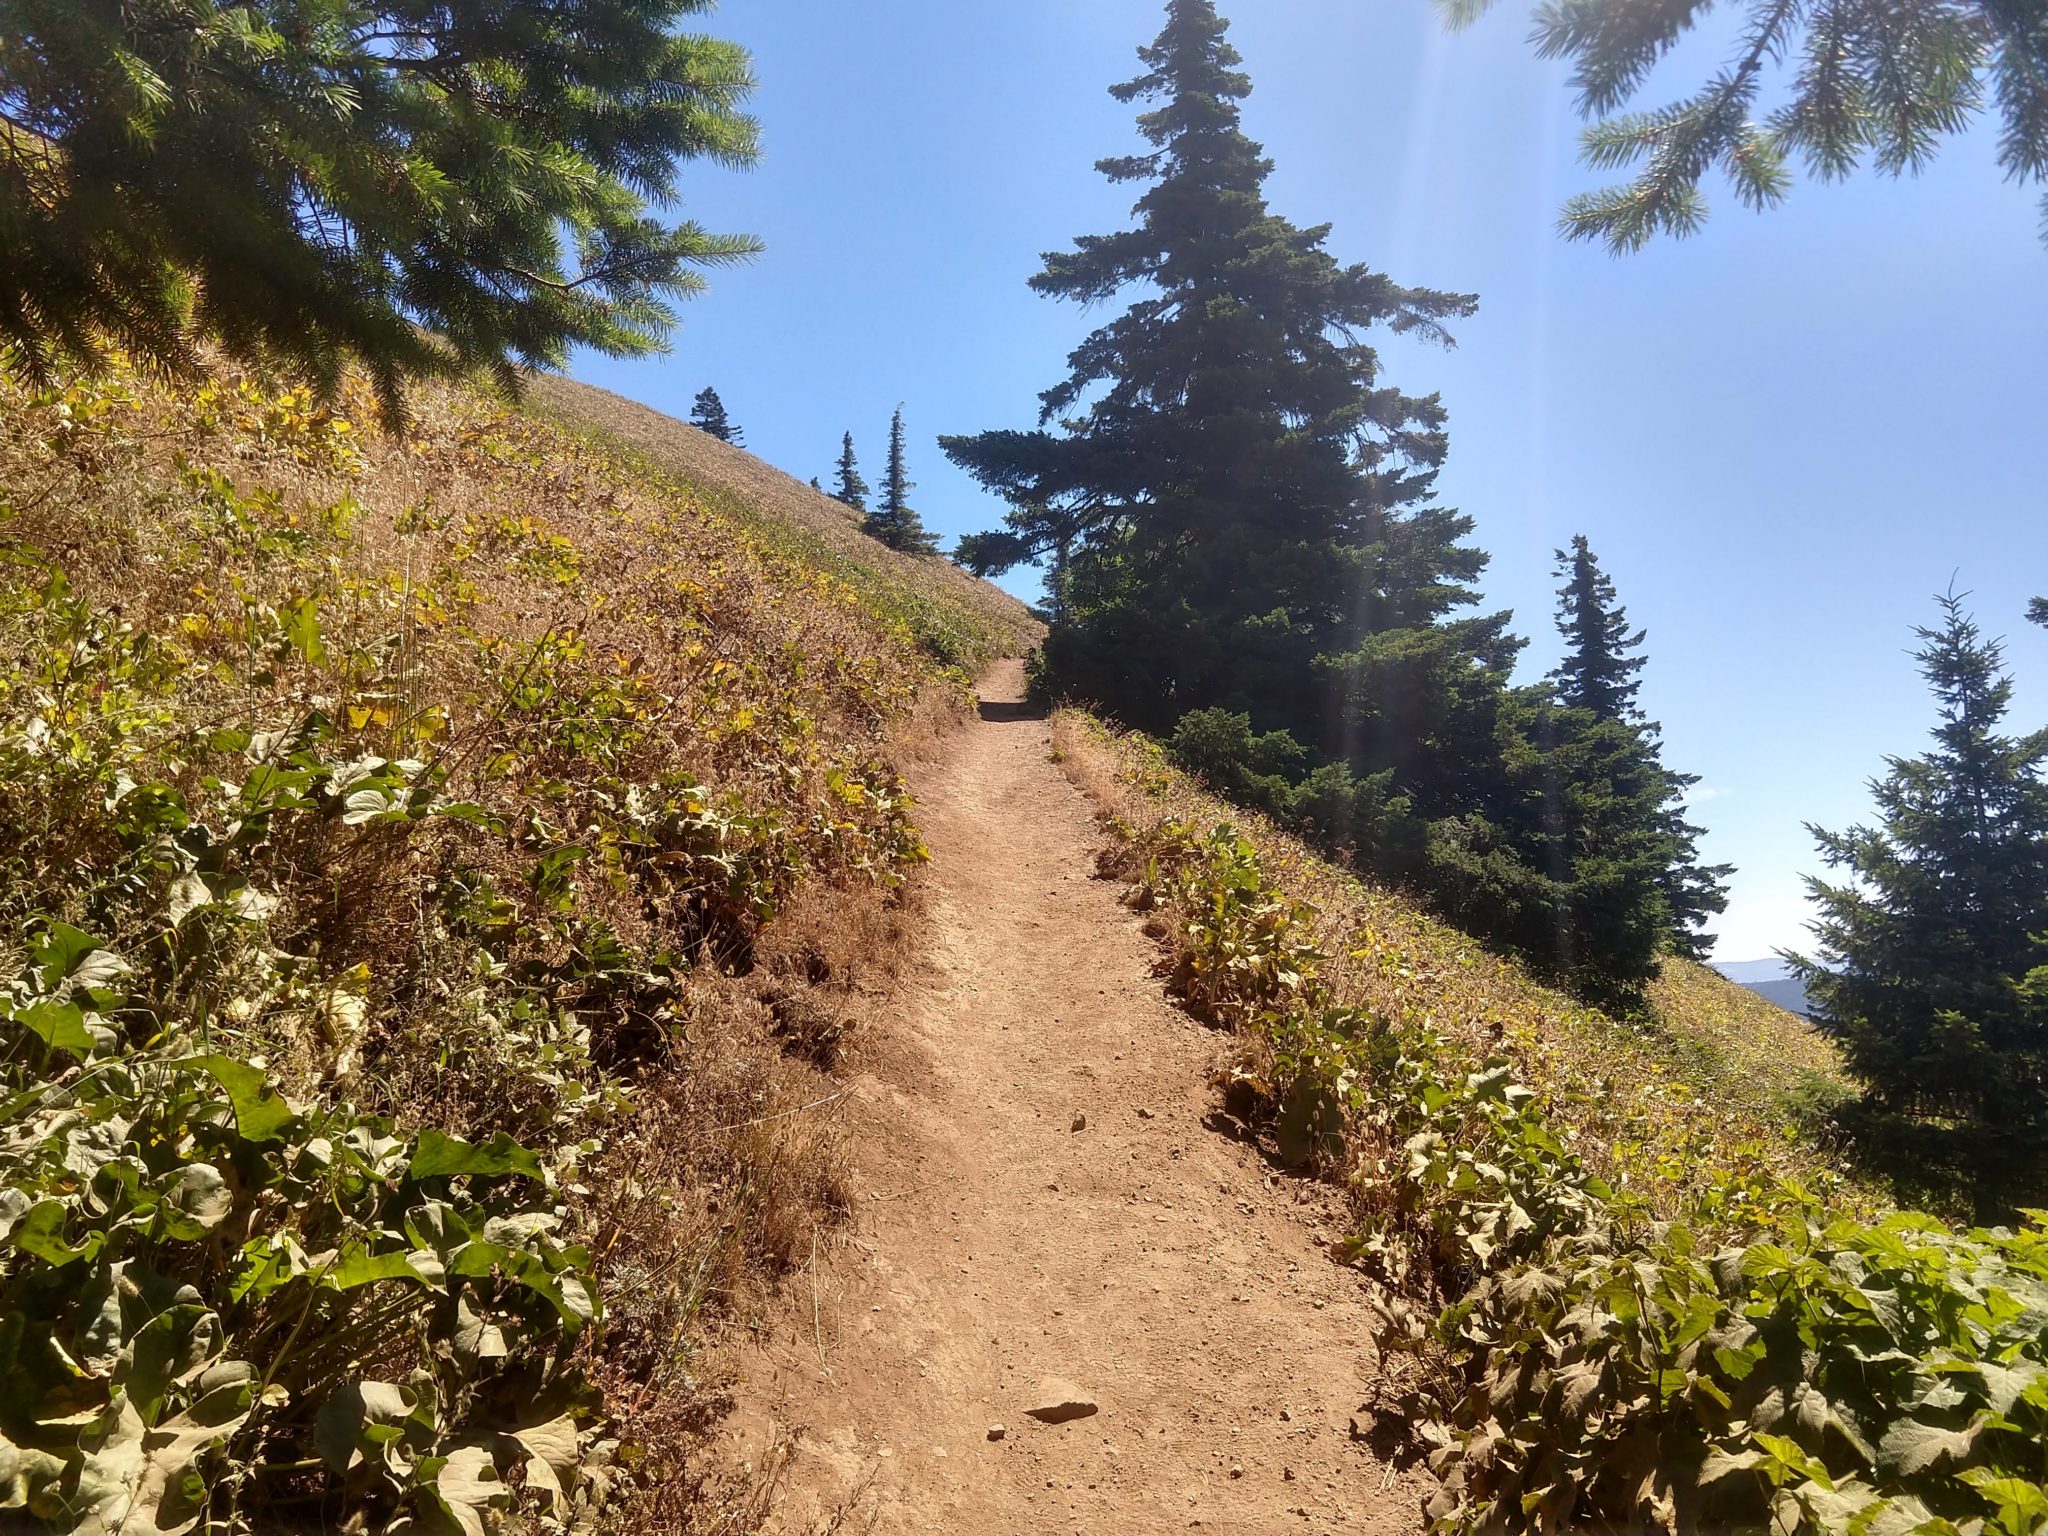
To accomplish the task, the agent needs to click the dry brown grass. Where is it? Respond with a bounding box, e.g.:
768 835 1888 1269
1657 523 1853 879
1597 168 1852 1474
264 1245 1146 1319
0 352 1027 1532
1052 710 1873 1218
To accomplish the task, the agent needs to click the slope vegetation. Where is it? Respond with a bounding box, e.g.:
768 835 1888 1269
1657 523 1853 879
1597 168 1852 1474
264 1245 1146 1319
0 354 1034 1535
1053 714 2048 1536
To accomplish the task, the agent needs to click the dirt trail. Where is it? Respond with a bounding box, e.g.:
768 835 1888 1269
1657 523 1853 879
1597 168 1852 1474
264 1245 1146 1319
733 660 1426 1535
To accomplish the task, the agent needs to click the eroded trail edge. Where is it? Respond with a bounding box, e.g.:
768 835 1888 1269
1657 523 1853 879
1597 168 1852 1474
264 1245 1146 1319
733 660 1426 1535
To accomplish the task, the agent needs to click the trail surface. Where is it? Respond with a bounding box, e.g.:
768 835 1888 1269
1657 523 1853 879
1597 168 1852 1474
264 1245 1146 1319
735 660 1425 1535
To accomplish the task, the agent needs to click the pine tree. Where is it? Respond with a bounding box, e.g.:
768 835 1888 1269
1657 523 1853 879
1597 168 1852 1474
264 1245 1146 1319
690 387 742 445
941 0 1479 741
864 406 940 555
0 0 760 426
1551 535 1648 722
1794 591 2048 1216
831 432 869 513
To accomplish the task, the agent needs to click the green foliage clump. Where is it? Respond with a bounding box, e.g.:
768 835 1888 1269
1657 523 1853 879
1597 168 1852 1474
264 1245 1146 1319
1796 592 2048 1219
1113 812 2048 1536
1444 0 2048 251
0 0 761 423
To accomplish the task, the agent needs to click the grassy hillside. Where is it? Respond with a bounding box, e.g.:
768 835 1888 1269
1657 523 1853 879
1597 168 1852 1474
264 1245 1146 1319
1053 713 2048 1536
1053 714 1856 1216
0 353 1034 1535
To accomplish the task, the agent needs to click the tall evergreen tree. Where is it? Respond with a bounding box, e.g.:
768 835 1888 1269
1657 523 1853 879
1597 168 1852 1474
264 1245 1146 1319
690 387 741 445
0 0 760 426
944 0 1699 996
1793 592 2048 1216
2031 597 2047 629
1551 535 1648 722
865 406 940 555
831 432 869 513
1544 536 1730 962
941 0 1479 742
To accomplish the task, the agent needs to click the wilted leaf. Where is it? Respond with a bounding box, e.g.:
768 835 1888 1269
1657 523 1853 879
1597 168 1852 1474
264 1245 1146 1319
314 1381 418 1474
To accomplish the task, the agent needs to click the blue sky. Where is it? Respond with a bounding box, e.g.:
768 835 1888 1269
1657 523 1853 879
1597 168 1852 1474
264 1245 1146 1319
570 0 2048 962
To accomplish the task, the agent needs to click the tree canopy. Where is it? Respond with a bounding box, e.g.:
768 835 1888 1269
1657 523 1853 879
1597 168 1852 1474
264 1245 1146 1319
862 406 940 555
832 430 870 513
1444 0 2048 251
0 0 760 423
1795 591 2048 1216
690 386 741 444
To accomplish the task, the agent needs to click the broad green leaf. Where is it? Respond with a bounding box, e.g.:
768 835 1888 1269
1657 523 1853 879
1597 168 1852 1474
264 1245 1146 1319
10 1200 98 1266
7 998 96 1054
0 1428 67 1511
419 1444 506 1536
280 595 325 665
408 1129 542 1183
1959 1469 2048 1533
191 1056 297 1144
120 1305 222 1426
508 1415 580 1514
1877 1413 1989 1478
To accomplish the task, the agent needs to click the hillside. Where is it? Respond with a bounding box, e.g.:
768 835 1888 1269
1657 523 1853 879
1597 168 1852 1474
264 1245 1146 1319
0 354 1034 1535
1050 716 1857 1215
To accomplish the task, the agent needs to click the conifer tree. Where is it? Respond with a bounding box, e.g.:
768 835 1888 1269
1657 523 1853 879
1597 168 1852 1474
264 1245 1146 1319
945 0 1700 996
690 387 741 445
0 0 760 426
831 432 870 513
2031 597 2047 629
1552 535 1648 722
1544 536 1730 962
865 406 940 555
1794 591 2048 1216
941 0 1479 738
1449 0 2048 251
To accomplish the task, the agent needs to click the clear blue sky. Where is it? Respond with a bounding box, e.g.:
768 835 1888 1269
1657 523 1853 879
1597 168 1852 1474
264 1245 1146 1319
569 0 2048 963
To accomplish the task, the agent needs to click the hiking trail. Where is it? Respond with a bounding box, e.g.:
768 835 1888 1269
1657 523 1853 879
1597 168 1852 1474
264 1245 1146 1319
730 659 1427 1534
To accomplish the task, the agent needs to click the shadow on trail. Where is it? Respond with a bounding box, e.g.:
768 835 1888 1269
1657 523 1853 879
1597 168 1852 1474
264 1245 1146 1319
977 697 1046 723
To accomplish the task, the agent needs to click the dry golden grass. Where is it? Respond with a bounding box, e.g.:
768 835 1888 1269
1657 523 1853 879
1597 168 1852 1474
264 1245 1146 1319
0 351 1033 1532
1053 711 1871 1218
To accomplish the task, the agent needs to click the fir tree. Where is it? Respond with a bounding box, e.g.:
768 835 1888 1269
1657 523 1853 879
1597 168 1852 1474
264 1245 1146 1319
1794 591 2048 1216
689 387 742 445
0 0 760 427
1450 0 2048 251
831 432 869 513
944 0 1697 996
809 476 823 491
1551 535 1648 722
2031 597 2047 629
865 406 940 555
1544 537 1729 963
941 0 1479 740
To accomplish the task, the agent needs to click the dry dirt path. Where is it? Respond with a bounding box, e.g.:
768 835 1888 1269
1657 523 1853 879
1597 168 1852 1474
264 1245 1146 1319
732 660 1426 1535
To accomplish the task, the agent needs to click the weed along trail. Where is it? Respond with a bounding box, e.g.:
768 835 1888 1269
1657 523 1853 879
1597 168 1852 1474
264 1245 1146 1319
735 659 1428 1535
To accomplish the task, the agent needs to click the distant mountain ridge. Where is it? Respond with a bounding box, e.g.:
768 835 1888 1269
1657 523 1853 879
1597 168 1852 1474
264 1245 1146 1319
1713 958 1815 1018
